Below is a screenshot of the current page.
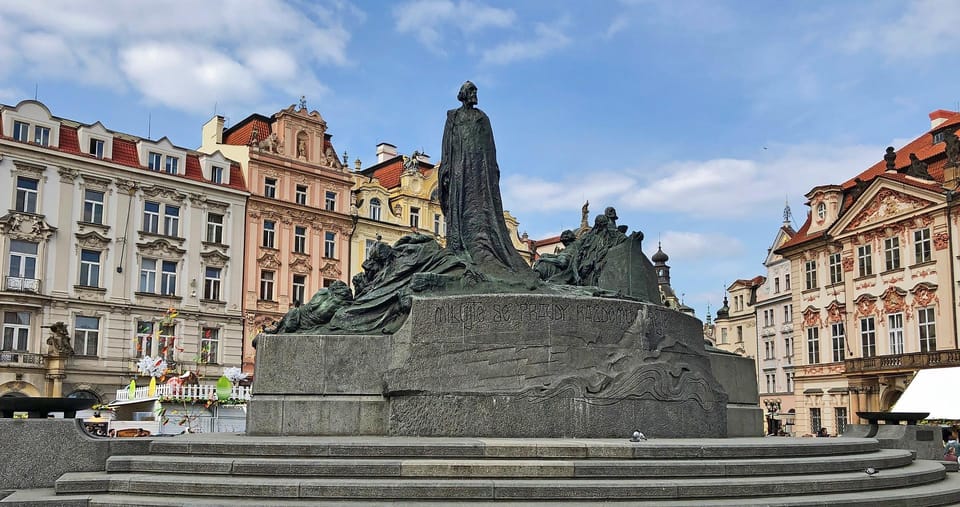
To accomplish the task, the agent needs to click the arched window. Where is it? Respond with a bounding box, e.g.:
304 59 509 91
68 390 102 403
369 198 381 221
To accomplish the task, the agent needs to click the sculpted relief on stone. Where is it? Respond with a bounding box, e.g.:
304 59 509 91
846 189 932 231
880 286 907 315
0 212 56 242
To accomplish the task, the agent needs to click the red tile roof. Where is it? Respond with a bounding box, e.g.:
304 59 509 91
111 138 141 167
223 116 272 146
58 126 81 154
778 110 959 252
361 156 435 190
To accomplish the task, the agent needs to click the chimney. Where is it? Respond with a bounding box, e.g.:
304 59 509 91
201 115 225 148
930 109 954 130
415 152 431 163
376 143 397 163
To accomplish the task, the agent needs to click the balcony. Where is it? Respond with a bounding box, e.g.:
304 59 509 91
845 349 960 374
4 276 40 293
0 351 45 368
114 383 252 403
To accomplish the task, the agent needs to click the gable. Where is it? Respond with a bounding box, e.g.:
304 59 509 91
841 188 936 233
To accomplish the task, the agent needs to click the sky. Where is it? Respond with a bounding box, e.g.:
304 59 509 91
1 0 959 319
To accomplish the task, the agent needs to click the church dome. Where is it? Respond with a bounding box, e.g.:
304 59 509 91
652 243 669 263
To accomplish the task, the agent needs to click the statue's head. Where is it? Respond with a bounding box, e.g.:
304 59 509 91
604 206 618 221
560 230 576 246
329 280 354 301
594 214 610 228
457 81 478 107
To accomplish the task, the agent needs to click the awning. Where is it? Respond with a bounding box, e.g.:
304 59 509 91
892 366 960 419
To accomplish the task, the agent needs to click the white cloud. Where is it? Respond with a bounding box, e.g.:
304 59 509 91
844 0 960 60
503 142 882 221
394 0 515 52
0 0 354 113
480 21 571 66
659 231 745 261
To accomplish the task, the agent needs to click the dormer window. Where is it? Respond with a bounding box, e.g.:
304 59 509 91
816 202 826 220
211 165 223 184
934 131 946 144
89 138 104 159
148 152 162 171
164 156 179 174
13 121 29 142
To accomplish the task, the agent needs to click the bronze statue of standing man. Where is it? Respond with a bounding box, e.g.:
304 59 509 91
439 81 532 279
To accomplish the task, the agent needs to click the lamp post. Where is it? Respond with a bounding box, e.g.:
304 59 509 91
763 398 782 435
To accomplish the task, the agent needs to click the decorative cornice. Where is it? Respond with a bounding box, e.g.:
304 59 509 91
75 230 111 249
0 212 56 241
57 167 80 183
136 238 187 258
140 184 187 203
200 249 230 268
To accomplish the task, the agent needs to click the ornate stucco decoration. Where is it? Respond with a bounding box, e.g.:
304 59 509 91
841 256 854 272
136 238 186 259
200 249 230 268
257 251 281 269
188 193 230 212
825 301 846 323
879 286 907 315
12 160 47 180
321 261 342 278
140 184 187 203
57 167 80 183
115 179 137 193
910 282 940 312
800 306 822 331
0 212 57 241
289 256 312 274
934 231 949 250
80 174 112 192
846 188 932 231
75 230 111 249
853 294 879 319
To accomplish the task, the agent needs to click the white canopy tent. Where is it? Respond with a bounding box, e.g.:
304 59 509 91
891 366 960 419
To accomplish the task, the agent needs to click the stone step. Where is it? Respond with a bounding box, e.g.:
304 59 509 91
106 448 915 478
54 461 946 500
148 434 881 459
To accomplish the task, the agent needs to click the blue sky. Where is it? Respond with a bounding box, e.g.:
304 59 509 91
1 0 958 318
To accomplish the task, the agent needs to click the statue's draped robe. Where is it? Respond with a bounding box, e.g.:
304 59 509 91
440 106 531 277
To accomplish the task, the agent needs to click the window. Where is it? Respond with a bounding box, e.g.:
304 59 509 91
8 240 38 280
785 371 794 392
203 267 221 301
82 190 104 224
294 226 307 253
89 138 104 159
765 373 776 394
264 178 277 198
295 185 308 205
410 206 420 229
736 325 743 342
835 407 847 436
15 176 38 213
143 201 160 233
809 408 822 436
918 307 937 353
804 260 817 290
829 253 843 284
915 228 932 263
784 304 792 323
831 322 845 362
12 120 29 142
888 313 904 355
884 237 900 271
324 231 336 258
785 274 791 290
74 316 99 356
139 258 157 293
259 270 274 300
160 260 177 295
163 205 180 236
33 126 50 146
764 338 775 359
164 156 178 174
325 191 337 211
148 152 162 171
784 335 794 363
434 214 443 235
816 203 826 220
365 239 377 259
935 131 947 144
806 327 820 364
79 250 101 287
860 317 876 358
369 198 381 220
134 320 175 360
206 213 224 243
720 328 728 344
857 245 872 277
200 327 219 364
210 165 223 184
2 312 30 351
292 274 306 305
774 277 780 293
262 220 276 248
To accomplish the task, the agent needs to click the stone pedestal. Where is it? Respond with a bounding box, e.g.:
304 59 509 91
248 294 730 438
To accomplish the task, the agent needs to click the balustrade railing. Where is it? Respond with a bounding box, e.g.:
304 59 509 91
4 276 40 293
113 383 252 403
0 351 44 367
845 350 960 374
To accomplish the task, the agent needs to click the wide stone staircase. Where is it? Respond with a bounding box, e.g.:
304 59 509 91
6 434 960 505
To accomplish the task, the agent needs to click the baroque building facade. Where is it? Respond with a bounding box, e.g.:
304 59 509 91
0 100 247 401
713 276 764 363
775 108 960 436
199 101 354 373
